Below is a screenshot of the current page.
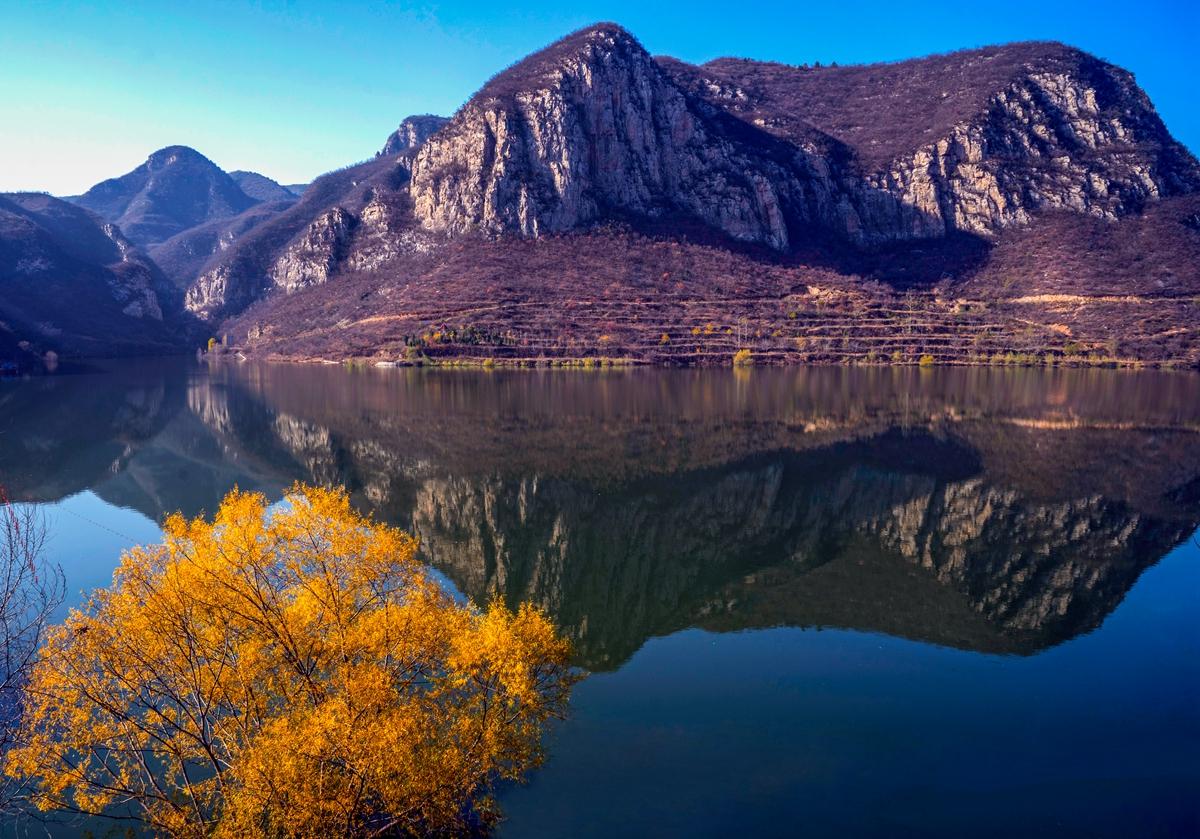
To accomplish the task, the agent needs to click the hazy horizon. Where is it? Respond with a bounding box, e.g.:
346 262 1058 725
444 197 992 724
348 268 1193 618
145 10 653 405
4 0 1197 195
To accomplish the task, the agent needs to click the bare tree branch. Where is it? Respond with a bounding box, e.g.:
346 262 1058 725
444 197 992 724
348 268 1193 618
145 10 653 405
0 490 66 812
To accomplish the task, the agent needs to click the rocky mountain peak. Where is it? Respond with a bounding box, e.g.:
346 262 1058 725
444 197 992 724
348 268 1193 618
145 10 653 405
472 22 645 103
72 146 259 246
145 144 214 168
409 21 794 248
407 28 1200 251
379 114 449 156
683 41 1200 240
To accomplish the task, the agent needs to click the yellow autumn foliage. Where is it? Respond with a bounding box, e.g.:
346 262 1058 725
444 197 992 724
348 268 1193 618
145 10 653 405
5 485 576 837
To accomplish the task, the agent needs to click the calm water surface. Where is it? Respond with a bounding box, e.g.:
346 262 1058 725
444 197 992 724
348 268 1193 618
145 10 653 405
1 361 1197 837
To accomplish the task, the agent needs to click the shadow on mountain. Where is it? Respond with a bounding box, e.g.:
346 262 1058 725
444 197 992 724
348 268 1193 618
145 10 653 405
1 361 1197 668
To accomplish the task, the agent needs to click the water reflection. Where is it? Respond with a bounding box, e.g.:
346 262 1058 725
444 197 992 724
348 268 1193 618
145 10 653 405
1 361 1197 669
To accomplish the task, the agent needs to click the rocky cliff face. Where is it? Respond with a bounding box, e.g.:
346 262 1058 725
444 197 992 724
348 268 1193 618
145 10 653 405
404 27 1199 250
409 25 798 249
265 195 437 295
183 150 433 319
690 46 1200 243
149 201 294 291
379 115 449 156
269 206 357 292
851 67 1198 240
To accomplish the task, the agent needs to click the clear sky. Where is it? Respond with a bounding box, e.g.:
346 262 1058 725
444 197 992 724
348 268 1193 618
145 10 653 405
2 0 1196 196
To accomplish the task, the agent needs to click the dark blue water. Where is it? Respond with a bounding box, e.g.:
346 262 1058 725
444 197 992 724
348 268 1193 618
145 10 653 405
501 539 1199 838
2 360 1197 837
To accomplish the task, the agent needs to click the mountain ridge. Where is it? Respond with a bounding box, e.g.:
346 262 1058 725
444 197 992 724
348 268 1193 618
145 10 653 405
70 145 260 246
5 24 1198 366
228 170 300 202
0 192 186 364
204 24 1198 367
379 115 449 156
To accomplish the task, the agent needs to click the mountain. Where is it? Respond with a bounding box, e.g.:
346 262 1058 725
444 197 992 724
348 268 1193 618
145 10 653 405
378 115 449 156
228 170 300 202
169 23 1198 367
71 146 259 246
411 28 1195 245
182 154 413 319
148 200 297 291
0 193 185 363
683 43 1198 233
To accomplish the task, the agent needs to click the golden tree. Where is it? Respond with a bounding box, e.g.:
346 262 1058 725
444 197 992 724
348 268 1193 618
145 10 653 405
6 486 576 837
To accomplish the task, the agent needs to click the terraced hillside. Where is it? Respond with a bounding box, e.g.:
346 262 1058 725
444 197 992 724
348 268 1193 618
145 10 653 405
227 213 1199 367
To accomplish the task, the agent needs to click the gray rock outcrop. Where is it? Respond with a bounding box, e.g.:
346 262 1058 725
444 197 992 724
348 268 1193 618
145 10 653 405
409 26 795 249
379 115 449 156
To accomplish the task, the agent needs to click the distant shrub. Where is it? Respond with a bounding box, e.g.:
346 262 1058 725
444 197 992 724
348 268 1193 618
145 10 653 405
918 353 935 367
732 349 753 366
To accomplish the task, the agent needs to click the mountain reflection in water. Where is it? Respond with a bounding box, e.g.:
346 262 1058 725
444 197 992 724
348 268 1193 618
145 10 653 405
2 361 1196 673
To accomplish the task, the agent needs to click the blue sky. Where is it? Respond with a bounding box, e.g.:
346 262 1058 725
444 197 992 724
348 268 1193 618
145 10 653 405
2 0 1196 195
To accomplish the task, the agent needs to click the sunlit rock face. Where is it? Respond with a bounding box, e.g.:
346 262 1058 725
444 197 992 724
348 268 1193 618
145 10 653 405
182 151 434 321
674 45 1199 244
409 25 797 249
269 207 357 293
411 27 1198 248
852 67 1195 241
379 115 450 157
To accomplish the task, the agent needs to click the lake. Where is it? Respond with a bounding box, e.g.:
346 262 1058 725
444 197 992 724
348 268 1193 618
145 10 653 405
1 360 1198 837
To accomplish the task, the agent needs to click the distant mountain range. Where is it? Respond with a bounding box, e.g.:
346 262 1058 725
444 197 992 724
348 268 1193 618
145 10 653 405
2 22 1198 368
70 146 261 246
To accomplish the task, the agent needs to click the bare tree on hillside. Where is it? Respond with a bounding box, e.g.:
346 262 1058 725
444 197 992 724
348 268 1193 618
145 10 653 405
0 492 65 810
